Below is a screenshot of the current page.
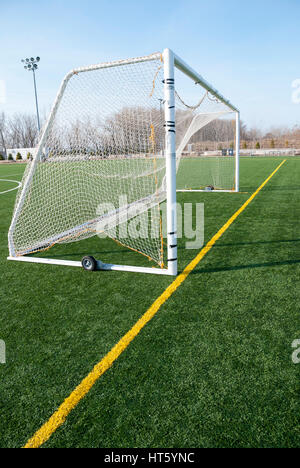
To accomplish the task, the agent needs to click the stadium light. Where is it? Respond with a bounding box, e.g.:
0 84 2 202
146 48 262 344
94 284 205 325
21 56 41 132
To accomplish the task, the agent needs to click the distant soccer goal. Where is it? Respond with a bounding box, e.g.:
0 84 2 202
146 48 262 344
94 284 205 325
8 49 239 275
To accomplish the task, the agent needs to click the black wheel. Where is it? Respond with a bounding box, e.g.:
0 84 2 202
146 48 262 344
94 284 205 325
81 256 97 271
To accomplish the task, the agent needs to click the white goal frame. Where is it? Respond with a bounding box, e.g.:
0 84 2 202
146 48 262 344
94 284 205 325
8 48 239 276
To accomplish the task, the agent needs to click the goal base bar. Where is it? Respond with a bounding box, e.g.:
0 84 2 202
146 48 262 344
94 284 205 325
177 189 237 193
7 256 175 276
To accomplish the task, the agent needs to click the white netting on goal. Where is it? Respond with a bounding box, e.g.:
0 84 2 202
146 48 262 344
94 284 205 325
174 70 236 191
10 52 235 266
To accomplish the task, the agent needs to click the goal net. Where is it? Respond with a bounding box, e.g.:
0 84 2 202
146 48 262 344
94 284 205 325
8 50 239 273
174 68 238 192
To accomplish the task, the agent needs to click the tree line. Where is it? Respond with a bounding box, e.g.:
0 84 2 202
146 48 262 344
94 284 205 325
1 110 299 159
0 111 40 156
190 119 300 150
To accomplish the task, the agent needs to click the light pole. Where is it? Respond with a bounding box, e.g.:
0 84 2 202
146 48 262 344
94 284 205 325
21 57 41 132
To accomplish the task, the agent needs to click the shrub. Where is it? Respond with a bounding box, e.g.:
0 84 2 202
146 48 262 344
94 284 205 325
256 142 261 149
8 154 13 161
27 152 32 160
0 154 4 160
16 153 22 160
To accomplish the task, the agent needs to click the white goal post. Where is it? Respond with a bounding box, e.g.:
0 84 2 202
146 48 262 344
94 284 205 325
8 48 239 276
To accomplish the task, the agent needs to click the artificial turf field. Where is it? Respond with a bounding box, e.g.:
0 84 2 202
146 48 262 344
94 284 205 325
0 156 299 448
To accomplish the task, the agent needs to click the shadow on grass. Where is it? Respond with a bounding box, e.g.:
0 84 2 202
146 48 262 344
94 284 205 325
241 185 300 193
38 238 300 261
213 238 300 248
188 259 300 275
263 185 300 192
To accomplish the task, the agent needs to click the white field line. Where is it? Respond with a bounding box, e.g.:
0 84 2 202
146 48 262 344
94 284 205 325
0 172 24 178
0 178 22 195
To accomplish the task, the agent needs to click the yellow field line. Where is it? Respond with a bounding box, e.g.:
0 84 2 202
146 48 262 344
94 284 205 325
24 159 286 448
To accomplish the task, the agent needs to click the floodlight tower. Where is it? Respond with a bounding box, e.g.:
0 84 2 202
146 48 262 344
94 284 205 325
21 57 41 132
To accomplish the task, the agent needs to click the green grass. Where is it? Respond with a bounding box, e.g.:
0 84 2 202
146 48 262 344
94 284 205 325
0 157 299 448
177 156 235 190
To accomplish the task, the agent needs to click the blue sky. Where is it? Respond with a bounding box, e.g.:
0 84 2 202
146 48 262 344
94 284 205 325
0 0 299 130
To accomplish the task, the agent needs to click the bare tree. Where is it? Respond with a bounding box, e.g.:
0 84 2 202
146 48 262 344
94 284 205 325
7 113 39 148
0 112 8 158
101 106 164 156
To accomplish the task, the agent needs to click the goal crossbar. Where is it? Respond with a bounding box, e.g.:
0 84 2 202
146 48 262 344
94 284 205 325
174 53 238 113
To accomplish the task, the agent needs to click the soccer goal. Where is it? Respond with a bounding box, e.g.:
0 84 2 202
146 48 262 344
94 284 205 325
8 49 239 276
